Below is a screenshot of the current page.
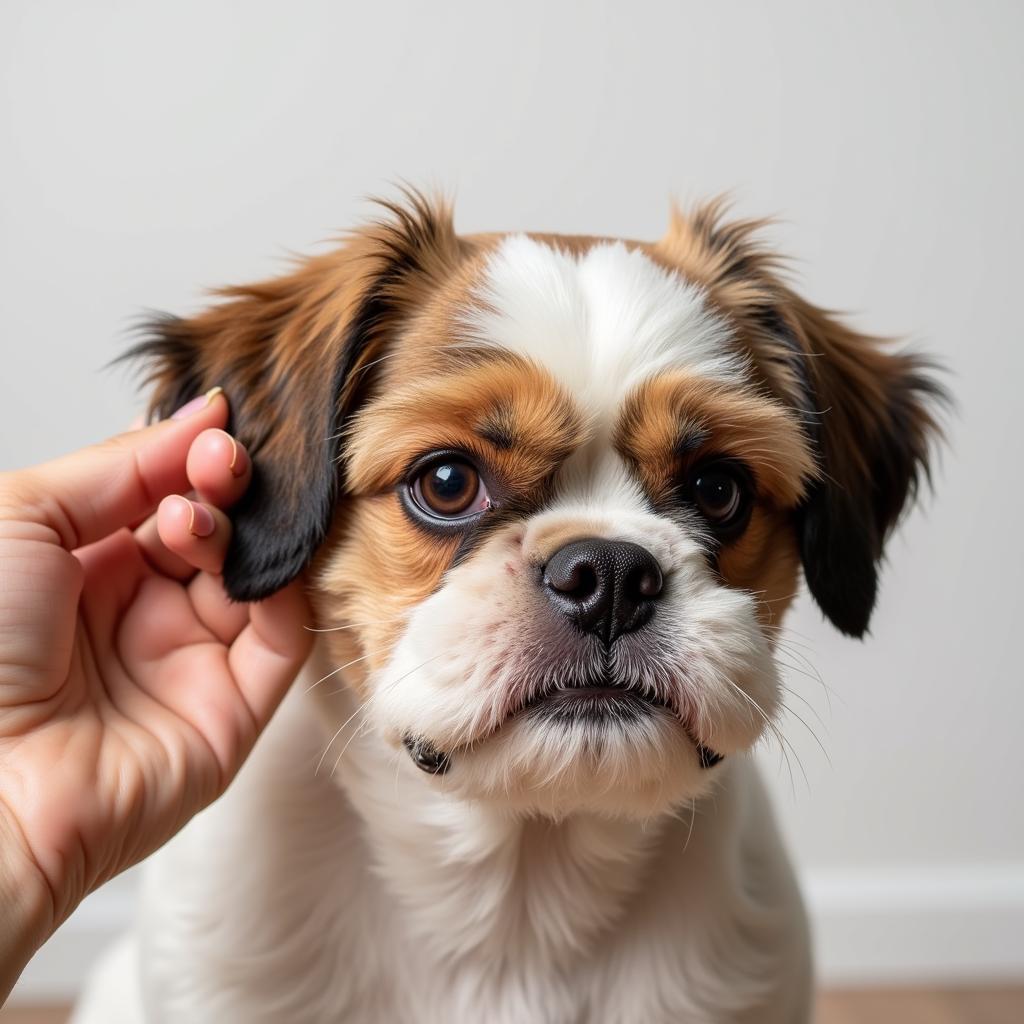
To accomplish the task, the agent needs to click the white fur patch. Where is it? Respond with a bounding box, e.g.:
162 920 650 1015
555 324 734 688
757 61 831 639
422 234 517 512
462 235 745 415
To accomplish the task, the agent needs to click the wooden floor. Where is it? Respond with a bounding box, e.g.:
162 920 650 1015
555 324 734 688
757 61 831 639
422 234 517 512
4 989 1024 1022
816 987 1024 1023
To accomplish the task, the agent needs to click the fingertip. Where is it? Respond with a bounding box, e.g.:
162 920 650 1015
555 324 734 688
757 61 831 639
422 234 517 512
156 495 232 574
186 429 252 508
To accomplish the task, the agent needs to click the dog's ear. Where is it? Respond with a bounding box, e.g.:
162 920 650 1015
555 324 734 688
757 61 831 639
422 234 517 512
125 193 460 601
659 200 947 637
774 296 946 636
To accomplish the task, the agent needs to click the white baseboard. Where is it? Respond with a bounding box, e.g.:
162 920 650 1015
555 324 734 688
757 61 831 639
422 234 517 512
807 863 1024 984
9 864 1024 1005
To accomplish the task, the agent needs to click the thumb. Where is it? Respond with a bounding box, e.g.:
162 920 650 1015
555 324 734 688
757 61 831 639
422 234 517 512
1 388 228 550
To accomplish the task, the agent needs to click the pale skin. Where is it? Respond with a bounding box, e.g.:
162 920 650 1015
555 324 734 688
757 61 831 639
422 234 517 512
0 389 312 1002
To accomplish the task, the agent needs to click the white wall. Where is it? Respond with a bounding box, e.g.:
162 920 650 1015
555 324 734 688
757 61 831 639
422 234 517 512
2 0 1022 999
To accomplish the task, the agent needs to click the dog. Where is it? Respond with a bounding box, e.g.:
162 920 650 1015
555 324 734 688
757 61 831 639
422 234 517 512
73 192 943 1023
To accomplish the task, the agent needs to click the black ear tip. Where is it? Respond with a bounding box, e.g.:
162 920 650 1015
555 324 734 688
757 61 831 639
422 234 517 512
221 519 320 603
221 556 289 604
797 495 880 640
802 565 877 639
217 457 334 603
816 592 874 639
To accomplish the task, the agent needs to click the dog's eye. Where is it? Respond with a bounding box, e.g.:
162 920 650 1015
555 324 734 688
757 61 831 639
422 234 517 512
412 459 489 519
694 470 741 520
687 461 752 536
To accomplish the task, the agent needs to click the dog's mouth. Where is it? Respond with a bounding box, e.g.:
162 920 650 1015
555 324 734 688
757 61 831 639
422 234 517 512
520 678 724 770
519 679 673 721
402 673 724 775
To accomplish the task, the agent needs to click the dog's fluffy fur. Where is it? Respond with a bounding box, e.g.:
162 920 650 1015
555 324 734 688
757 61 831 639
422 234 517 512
73 193 943 1023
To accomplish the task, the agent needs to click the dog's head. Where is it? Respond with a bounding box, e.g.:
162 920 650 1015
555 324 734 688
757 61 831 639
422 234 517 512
131 193 944 817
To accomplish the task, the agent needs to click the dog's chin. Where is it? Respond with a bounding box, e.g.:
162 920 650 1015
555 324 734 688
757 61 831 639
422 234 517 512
420 696 725 819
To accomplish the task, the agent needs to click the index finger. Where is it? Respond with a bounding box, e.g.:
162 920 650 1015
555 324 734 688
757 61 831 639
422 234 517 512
2 388 228 550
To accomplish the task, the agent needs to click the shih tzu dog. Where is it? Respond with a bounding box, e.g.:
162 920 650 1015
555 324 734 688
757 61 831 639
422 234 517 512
75 193 942 1023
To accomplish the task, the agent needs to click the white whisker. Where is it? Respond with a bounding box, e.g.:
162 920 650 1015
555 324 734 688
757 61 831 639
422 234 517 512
304 652 374 694
315 699 370 776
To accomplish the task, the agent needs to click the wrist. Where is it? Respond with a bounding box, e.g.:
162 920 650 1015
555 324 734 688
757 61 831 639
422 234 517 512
0 805 56 1003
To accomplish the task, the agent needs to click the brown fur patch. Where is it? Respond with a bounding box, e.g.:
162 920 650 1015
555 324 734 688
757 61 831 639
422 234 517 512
312 495 456 696
616 370 816 509
345 354 584 498
718 506 801 630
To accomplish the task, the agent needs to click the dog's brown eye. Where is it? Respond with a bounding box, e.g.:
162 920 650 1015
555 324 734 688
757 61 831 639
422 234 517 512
693 470 741 521
413 460 487 519
688 461 752 536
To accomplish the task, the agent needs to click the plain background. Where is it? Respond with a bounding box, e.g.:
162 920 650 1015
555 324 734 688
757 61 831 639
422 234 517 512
2 0 1022 1001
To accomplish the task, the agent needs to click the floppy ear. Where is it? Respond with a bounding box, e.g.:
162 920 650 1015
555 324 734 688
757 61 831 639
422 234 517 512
778 297 946 636
125 193 460 602
658 200 947 637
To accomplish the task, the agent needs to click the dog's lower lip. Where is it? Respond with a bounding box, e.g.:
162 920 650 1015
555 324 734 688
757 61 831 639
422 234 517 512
519 683 725 768
522 685 670 720
542 686 652 702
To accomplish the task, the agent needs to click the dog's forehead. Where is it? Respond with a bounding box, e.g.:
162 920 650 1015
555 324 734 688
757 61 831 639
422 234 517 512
459 234 748 412
346 230 810 513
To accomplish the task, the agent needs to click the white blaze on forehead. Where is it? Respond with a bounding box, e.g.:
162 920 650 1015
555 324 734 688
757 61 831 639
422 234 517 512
462 234 746 412
555 443 649 515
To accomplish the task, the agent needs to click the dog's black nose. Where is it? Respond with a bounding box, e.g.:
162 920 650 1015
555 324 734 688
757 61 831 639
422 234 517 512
543 538 663 643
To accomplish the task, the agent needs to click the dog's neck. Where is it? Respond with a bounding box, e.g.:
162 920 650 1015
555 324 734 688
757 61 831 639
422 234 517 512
328 694 678 967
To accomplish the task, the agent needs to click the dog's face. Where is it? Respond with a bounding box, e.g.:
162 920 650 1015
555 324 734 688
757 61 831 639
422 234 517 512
134 195 942 818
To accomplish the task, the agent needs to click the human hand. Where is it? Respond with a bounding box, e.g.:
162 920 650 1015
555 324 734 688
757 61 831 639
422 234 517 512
0 390 311 996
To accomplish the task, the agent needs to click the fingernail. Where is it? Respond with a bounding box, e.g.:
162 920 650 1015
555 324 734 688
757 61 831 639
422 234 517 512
178 496 215 538
225 433 248 478
172 386 224 420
